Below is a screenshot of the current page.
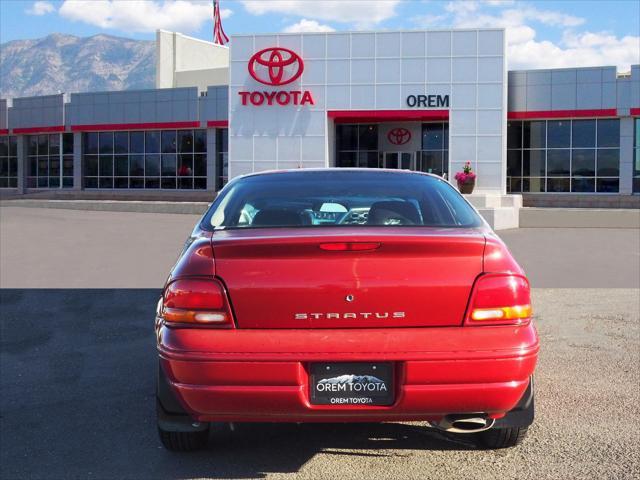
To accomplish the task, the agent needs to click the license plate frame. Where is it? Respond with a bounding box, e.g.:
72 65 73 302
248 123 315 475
309 362 394 406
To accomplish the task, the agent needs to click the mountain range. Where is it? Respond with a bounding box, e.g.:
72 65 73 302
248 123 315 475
0 33 155 99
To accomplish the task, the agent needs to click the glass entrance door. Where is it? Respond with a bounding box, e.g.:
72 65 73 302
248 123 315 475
383 152 414 170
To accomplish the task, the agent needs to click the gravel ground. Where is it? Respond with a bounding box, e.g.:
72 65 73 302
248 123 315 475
1 207 639 479
1 289 638 480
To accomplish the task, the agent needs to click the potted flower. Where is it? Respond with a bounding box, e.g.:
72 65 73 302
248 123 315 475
454 162 476 194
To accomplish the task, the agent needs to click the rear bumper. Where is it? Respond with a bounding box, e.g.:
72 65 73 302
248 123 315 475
157 324 539 423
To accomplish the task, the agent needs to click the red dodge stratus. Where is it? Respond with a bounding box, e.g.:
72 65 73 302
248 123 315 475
155 169 539 451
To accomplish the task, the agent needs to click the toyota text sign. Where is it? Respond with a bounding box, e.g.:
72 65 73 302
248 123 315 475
240 47 315 107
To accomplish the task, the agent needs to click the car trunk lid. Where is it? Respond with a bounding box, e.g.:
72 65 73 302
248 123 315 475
212 227 485 329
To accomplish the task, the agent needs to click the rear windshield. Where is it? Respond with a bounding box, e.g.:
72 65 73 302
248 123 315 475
203 170 483 230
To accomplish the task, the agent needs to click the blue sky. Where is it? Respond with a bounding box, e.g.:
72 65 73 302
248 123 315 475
1 0 639 70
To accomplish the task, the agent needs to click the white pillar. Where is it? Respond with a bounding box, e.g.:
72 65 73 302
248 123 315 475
619 117 634 194
72 131 83 190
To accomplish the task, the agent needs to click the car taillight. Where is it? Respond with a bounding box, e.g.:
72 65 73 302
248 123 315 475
465 274 532 326
162 278 233 327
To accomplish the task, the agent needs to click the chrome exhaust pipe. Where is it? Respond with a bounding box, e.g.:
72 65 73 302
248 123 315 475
431 414 495 434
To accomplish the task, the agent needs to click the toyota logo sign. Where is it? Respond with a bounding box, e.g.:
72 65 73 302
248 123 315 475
387 128 412 146
248 47 304 86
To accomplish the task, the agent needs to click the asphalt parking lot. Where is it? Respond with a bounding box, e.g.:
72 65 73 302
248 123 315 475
1 207 639 480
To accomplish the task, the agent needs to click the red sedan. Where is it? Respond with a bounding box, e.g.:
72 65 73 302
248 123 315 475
156 169 539 451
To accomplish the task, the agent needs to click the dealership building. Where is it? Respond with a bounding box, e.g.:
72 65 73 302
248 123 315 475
1 28 639 227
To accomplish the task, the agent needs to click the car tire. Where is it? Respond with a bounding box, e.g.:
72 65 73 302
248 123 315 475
476 426 529 449
158 426 210 452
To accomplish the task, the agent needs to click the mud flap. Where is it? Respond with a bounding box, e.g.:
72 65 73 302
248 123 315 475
492 376 534 429
157 362 208 433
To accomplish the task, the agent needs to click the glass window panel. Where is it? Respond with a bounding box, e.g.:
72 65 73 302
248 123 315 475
572 178 595 192
85 155 99 176
337 151 357 168
38 157 48 176
596 149 619 176
420 151 443 175
194 178 207 190
37 135 48 155
49 134 60 155
547 178 570 192
358 125 378 150
129 155 144 177
114 132 128 154
161 154 177 176
9 158 18 176
523 150 545 176
218 128 228 153
84 132 99 154
358 151 379 168
26 177 37 188
507 150 522 176
129 155 144 176
161 177 177 189
99 177 113 189
114 177 128 188
336 125 358 151
178 154 193 176
547 120 570 148
130 178 144 189
0 178 7 188
99 132 113 154
114 155 128 176
49 158 60 176
194 130 207 152
62 133 74 154
0 159 7 176
62 177 74 188
130 132 144 153
9 178 18 188
509 177 523 193
145 131 160 153
193 154 207 176
547 149 570 176
9 137 17 156
178 130 194 152
443 124 449 150
522 178 546 193
29 157 37 176
161 131 177 153
422 123 444 150
523 121 546 149
572 149 595 176
572 120 596 148
0 137 7 157
84 177 98 188
507 121 522 149
597 119 619 148
178 177 194 189
145 154 160 176
99 156 113 176
145 178 160 189
38 176 48 188
596 178 619 192
28 136 39 155
49 177 60 188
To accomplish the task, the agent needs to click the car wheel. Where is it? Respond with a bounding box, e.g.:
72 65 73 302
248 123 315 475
476 426 529 449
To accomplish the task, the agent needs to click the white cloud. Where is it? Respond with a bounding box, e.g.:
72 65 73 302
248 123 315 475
58 0 232 34
283 19 335 33
26 1 55 16
415 1 638 71
240 1 401 28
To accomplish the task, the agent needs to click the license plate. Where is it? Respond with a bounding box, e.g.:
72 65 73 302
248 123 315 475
309 362 394 406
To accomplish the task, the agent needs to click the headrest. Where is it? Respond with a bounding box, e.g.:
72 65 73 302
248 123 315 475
367 201 421 226
252 208 306 227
